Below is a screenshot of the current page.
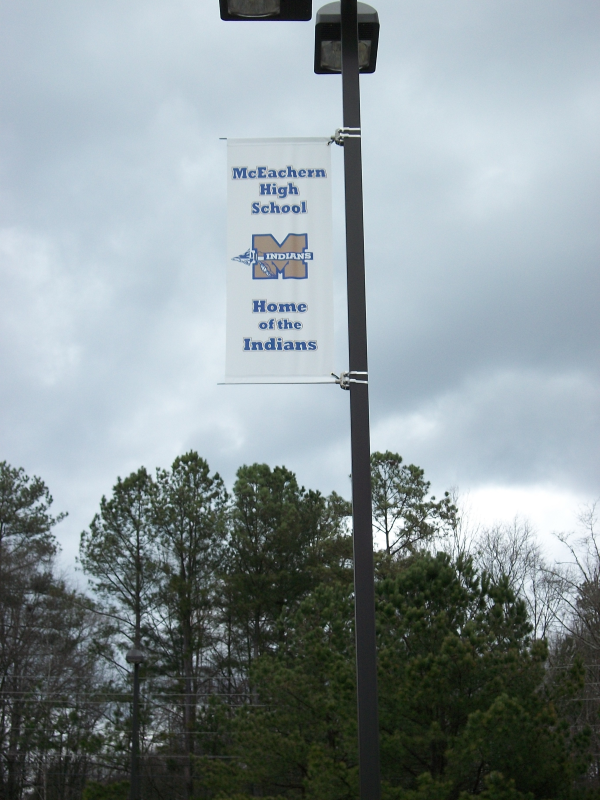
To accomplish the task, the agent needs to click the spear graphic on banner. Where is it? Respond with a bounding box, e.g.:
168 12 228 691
232 248 274 277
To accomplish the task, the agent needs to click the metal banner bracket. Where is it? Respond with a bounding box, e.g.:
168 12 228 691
331 371 368 390
329 127 362 147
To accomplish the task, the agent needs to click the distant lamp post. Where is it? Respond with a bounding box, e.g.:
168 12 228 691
314 1 379 73
219 0 311 20
126 645 145 800
219 2 381 798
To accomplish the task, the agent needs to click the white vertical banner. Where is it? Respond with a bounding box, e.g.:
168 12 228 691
225 138 333 383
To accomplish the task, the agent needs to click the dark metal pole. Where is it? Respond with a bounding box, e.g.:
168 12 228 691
130 663 140 800
341 1 381 798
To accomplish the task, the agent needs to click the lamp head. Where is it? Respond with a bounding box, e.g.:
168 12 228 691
219 0 311 20
126 646 146 665
314 2 379 74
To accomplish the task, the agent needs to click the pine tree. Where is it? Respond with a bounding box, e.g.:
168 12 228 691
370 452 457 556
152 452 227 799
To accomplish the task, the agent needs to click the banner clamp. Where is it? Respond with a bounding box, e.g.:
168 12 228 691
332 371 368 389
329 127 361 146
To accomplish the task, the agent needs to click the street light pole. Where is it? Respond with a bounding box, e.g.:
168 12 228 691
131 663 140 800
340 2 381 798
126 645 145 800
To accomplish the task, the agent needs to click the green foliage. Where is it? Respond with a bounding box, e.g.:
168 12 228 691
5 453 599 800
222 463 352 665
0 460 65 560
152 453 229 796
79 466 158 644
383 771 536 800
205 550 585 799
202 583 358 799
384 772 453 800
377 551 579 797
0 461 107 800
465 772 534 800
153 451 227 672
370 451 457 555
82 781 129 800
214 795 286 800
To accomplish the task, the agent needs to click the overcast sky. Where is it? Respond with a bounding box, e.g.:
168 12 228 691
1 0 599 566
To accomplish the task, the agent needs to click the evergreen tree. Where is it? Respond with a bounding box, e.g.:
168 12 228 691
203 582 358 800
0 460 65 571
377 552 580 798
205 552 585 800
79 468 159 792
152 452 227 799
222 464 351 670
370 452 457 556
79 468 158 651
0 462 104 800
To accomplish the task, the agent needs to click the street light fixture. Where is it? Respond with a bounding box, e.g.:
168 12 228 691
219 0 311 20
125 646 145 665
220 2 381 798
126 645 145 800
314 2 379 73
